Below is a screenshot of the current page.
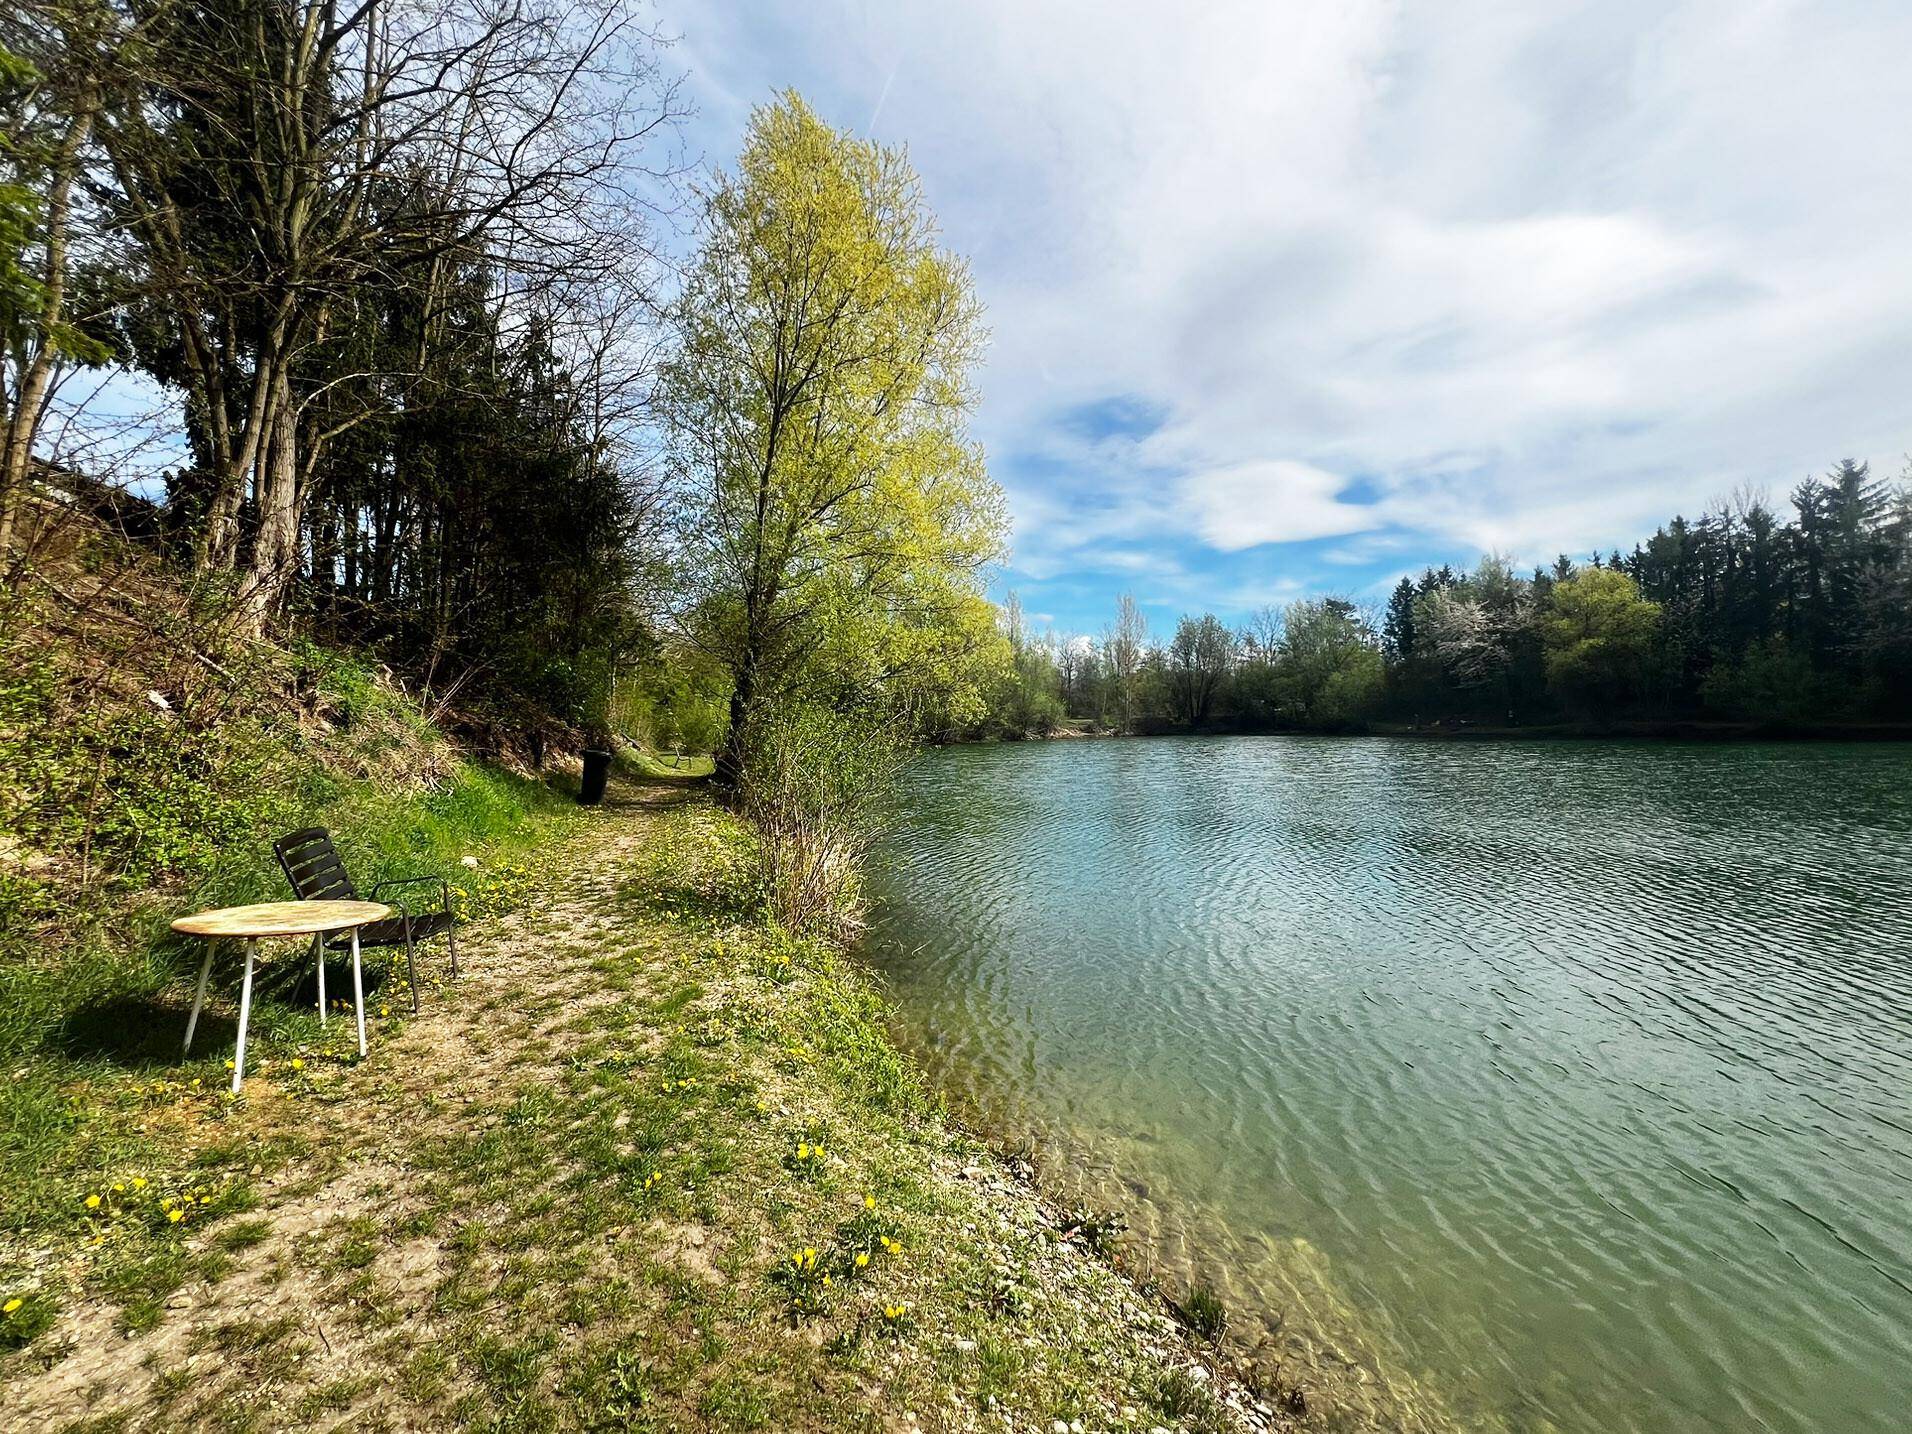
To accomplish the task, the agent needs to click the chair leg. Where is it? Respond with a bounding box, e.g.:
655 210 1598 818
402 919 419 1014
232 938 257 1094
350 927 367 1059
447 920 459 980
183 941 215 1054
314 932 327 1025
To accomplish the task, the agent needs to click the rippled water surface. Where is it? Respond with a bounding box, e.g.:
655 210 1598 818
863 738 1912 1433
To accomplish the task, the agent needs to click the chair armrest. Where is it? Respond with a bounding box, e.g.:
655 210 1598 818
368 875 451 916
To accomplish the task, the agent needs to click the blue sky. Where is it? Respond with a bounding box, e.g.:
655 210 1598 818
651 0 1912 638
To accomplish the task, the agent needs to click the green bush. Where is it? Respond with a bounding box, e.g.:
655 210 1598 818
738 704 907 941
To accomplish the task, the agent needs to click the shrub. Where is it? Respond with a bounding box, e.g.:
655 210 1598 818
737 704 908 942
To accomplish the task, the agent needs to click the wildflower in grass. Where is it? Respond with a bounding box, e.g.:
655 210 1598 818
290 1059 304 1071
167 1209 183 1223
854 1252 870 1269
84 1194 100 1210
131 1178 146 1191
3 1298 21 1314
796 1143 810 1161
863 1195 876 1210
883 1305 907 1321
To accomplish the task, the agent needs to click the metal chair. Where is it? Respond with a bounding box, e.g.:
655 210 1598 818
272 828 460 1015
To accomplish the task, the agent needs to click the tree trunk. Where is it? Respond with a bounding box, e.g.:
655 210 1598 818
241 367 301 622
1 103 96 572
715 656 757 792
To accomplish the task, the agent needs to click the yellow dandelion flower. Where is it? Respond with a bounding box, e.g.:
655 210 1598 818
4 1298 22 1314
291 1058 305 1071
795 1143 809 1160
132 1178 147 1190
113 1183 125 1193
167 1209 183 1223
863 1195 875 1209
84 1194 101 1209
854 1252 869 1269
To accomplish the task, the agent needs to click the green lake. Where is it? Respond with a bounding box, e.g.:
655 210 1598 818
863 737 1912 1433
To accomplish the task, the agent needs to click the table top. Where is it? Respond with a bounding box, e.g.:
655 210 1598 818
171 900 392 938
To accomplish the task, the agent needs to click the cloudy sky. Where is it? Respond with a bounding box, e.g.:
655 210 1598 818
652 0 1912 635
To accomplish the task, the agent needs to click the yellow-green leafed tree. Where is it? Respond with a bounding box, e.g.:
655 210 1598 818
1540 567 1662 710
660 92 1008 784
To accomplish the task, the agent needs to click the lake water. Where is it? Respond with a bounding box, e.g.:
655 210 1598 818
863 737 1912 1434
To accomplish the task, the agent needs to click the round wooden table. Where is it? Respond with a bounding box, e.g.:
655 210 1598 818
172 900 391 1092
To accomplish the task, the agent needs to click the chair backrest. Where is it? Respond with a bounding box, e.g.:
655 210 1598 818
273 828 360 902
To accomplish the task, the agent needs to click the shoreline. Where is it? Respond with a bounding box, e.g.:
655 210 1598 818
955 719 1912 745
872 1027 1467 1434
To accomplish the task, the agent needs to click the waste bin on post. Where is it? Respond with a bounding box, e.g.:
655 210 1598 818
578 749 612 805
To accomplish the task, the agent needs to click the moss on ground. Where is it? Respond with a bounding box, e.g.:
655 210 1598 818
1 775 1286 1432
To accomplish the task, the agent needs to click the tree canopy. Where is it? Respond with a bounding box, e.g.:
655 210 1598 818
660 93 1006 781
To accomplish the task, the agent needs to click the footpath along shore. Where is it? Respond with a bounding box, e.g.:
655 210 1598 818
2 773 1300 1432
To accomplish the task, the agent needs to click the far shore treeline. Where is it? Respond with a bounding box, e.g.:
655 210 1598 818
983 461 1912 737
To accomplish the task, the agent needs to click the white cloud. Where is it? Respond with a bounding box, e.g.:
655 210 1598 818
655 0 1912 589
1180 461 1379 550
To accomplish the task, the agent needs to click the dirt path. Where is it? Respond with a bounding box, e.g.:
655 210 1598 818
5 777 696 1428
4 774 1284 1433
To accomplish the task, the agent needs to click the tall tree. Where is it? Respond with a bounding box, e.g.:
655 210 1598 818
0 10 112 567
1539 568 1661 711
102 0 671 618
1104 592 1147 730
1167 613 1232 727
661 93 1006 784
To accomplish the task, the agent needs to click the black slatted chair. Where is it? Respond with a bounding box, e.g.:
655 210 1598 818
272 828 460 1014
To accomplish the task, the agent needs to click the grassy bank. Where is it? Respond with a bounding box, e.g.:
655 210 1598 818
1 777 1286 1431
1 548 600 1366
0 745 586 1356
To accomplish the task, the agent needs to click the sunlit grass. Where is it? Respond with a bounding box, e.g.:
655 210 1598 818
2 782 1255 1431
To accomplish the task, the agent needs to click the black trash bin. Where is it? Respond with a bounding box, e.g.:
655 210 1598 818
578 748 613 806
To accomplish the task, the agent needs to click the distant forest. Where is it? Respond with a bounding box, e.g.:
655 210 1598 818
982 459 1912 735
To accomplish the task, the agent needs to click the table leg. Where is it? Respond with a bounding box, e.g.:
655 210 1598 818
314 932 327 1025
183 941 215 1054
350 927 367 1058
232 937 257 1094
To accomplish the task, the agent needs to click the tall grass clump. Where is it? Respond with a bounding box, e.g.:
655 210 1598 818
738 704 908 942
